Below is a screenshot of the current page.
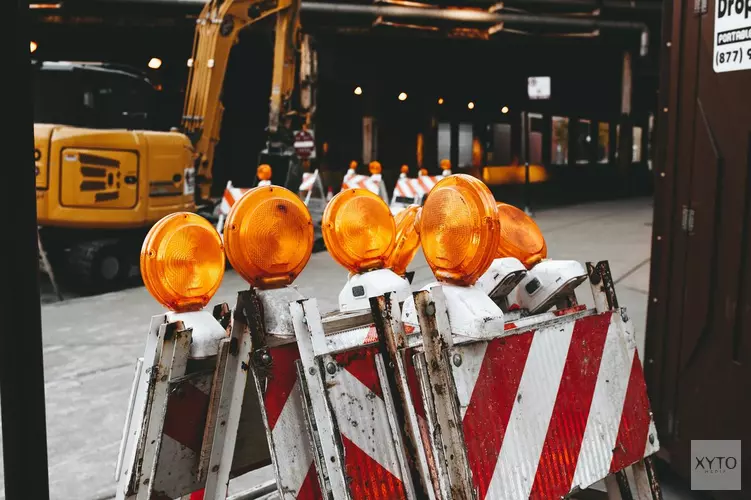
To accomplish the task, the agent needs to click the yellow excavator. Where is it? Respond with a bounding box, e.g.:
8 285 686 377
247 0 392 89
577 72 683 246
34 0 308 292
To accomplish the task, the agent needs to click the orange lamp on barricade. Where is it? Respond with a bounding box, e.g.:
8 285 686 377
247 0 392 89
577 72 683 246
475 202 542 300
222 184 316 332
495 202 548 268
140 211 229 358
418 168 428 177
322 188 411 312
386 204 421 280
400 164 409 179
401 174 508 336
439 158 452 176
257 164 272 187
224 185 314 289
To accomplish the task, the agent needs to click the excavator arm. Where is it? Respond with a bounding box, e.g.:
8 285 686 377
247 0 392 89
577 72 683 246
181 0 303 204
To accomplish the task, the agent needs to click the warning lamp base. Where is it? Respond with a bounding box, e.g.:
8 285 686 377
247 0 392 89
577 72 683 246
166 309 228 359
338 268 411 312
507 259 588 315
476 257 528 299
258 286 306 340
402 282 505 339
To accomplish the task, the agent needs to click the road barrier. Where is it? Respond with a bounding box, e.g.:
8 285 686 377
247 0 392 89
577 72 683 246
116 176 662 500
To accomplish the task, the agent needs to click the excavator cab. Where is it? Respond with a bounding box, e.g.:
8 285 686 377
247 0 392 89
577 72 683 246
33 61 197 292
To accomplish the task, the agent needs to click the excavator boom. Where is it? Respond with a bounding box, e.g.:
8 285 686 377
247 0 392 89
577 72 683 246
182 0 303 203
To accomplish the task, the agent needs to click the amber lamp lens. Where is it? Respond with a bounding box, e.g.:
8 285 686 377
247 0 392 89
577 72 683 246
387 205 421 276
140 212 225 311
419 168 428 176
496 202 547 269
401 165 409 174
224 186 314 288
349 160 358 170
440 159 451 170
323 188 396 273
369 161 382 175
257 164 272 181
419 174 499 285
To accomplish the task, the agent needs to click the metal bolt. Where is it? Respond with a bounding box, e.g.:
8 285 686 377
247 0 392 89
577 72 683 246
656 235 662 241
326 362 337 374
666 41 671 47
425 303 436 316
649 434 655 445
653 297 658 303
452 353 462 367
663 107 668 113
308 367 316 376
621 307 629 323
261 352 272 365
212 465 219 473
660 172 666 177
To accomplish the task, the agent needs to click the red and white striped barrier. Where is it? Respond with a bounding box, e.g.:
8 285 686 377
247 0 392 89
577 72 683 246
117 260 661 500
389 174 443 214
298 169 326 211
407 260 661 500
216 181 251 234
299 170 318 193
341 169 389 202
450 311 657 498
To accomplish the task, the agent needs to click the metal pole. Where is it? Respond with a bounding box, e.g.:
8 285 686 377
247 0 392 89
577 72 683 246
1 0 51 499
521 111 533 216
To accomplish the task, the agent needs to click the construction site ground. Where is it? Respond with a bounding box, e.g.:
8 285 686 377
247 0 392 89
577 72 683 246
0 197 700 500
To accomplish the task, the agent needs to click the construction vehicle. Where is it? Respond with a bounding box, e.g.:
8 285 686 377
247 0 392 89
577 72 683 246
33 0 308 292
115 176 663 500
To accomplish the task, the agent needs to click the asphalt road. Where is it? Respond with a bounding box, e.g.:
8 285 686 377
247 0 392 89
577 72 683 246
0 197 663 500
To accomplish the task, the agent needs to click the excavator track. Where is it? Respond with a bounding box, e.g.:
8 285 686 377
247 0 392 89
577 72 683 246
67 238 135 293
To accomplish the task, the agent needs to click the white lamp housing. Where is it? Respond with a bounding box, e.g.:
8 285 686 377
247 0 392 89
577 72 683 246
475 257 528 299
401 282 505 339
507 259 588 314
339 268 411 312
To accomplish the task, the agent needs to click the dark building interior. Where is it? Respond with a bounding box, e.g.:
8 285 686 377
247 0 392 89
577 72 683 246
29 0 663 204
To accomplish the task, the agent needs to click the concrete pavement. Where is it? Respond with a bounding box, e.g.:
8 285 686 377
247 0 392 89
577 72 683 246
0 196 660 500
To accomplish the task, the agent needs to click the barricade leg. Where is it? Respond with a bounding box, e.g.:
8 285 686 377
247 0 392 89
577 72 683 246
243 288 324 499
413 288 475 500
291 297 423 499
199 294 254 500
118 320 193 500
370 293 436 499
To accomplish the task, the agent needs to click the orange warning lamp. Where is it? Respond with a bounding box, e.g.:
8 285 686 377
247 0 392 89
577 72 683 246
140 212 225 312
419 168 428 176
369 161 382 175
496 202 548 269
323 188 396 273
387 205 421 276
257 164 272 181
401 165 409 175
224 185 314 288
349 160 358 171
419 174 500 286
440 159 451 170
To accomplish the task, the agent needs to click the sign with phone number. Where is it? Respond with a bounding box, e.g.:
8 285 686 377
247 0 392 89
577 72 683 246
713 0 751 73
